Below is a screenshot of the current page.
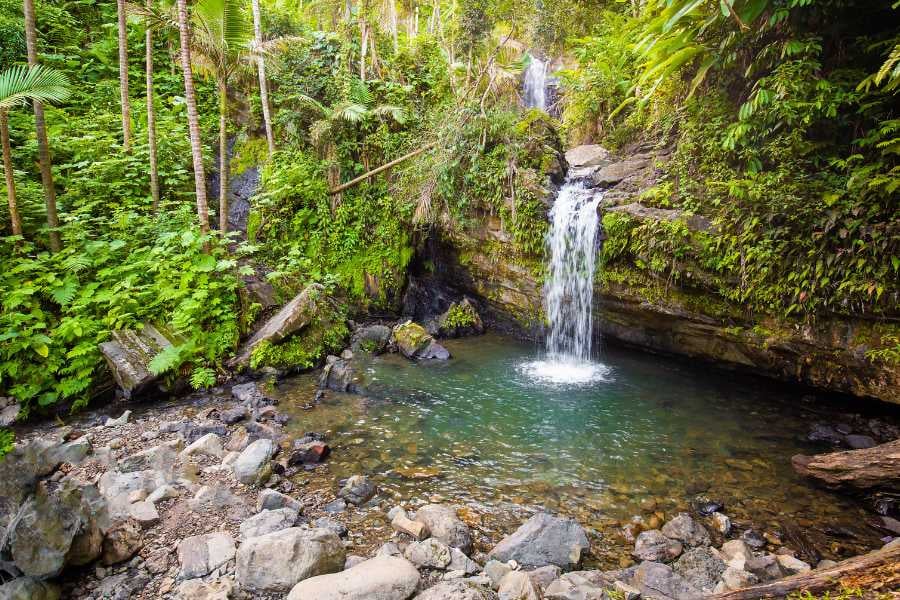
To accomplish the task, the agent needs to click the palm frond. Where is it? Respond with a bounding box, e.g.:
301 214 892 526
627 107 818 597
125 2 177 31
0 65 71 111
371 104 407 124
332 102 368 123
294 93 329 116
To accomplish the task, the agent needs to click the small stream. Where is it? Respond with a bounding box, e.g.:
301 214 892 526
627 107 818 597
274 333 894 564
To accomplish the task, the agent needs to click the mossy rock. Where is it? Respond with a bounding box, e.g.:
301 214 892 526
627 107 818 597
392 321 450 360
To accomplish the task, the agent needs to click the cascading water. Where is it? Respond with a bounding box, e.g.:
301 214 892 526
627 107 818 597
523 55 548 111
521 178 610 384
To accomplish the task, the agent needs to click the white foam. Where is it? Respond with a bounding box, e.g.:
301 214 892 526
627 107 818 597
519 359 611 386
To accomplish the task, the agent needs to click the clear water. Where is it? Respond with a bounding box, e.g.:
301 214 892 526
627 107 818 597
523 55 548 111
530 179 604 383
276 334 890 562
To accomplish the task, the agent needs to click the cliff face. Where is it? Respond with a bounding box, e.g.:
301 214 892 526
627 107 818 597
423 148 900 405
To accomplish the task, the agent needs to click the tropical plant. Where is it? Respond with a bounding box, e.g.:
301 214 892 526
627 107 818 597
0 65 71 238
117 0 133 150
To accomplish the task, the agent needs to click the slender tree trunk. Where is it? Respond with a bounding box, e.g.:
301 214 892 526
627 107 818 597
176 0 209 235
1 112 22 237
218 76 229 234
117 0 133 150
251 0 275 156
146 0 160 210
23 0 61 251
360 19 368 80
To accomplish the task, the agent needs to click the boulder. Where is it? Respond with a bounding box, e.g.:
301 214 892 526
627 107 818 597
776 554 812 575
716 566 759 592
180 433 224 460
845 434 877 449
498 571 541 600
177 532 236 580
488 513 590 570
101 518 143 565
526 565 561 590
99 324 177 397
437 299 485 339
289 439 330 465
719 539 754 570
661 513 710 547
449 547 481 575
565 145 610 169
338 475 376 505
104 409 132 427
393 321 451 361
176 577 235 600
414 504 473 553
319 359 363 394
8 479 107 579
46 436 91 467
414 580 497 600
286 555 420 600
232 438 276 485
744 553 785 582
0 438 64 518
404 537 453 569
239 508 299 540
484 560 513 589
606 202 713 234
350 324 393 354
631 561 701 600
0 578 61 600
0 400 19 427
98 469 165 521
221 405 248 424
592 157 651 187
314 517 348 538
236 527 345 593
672 547 725 592
257 488 302 513
229 283 326 367
119 440 180 474
634 529 683 562
230 382 274 407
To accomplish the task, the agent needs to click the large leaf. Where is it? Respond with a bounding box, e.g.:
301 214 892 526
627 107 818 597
0 65 71 111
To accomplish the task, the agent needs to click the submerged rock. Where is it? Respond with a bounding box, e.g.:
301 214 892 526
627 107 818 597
338 475 376 505
488 513 590 570
286 555 420 600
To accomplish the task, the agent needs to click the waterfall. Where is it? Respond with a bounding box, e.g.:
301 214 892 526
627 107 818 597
545 180 602 362
523 55 548 111
521 178 608 384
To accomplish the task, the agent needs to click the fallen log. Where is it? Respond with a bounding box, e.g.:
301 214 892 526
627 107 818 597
707 541 900 599
791 438 900 491
327 142 436 195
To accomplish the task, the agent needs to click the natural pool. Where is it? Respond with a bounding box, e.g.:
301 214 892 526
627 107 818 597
274 333 893 564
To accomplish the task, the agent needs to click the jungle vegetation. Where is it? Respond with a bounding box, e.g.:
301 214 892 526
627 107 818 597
0 0 897 444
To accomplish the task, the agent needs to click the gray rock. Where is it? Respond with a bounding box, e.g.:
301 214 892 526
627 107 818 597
631 561 702 600
414 580 497 600
740 529 766 550
816 559 838 569
377 542 403 557
256 488 302 513
221 405 248 424
46 436 91 466
565 145 610 168
672 547 725 592
94 570 151 600
543 571 610 600
239 508 299 540
147 484 179 504
338 475 376 505
526 565 561 590
324 498 348 513
101 518 143 565
104 410 132 427
119 440 180 474
484 560 512 589
230 284 326 367
180 422 228 444
717 566 759 591
405 537 453 569
99 324 175 398
176 577 235 599
634 529 683 562
744 553 785 582
393 321 451 361
449 547 481 575
319 359 363 394
180 433 224 460
0 577 60 600
498 571 541 600
0 401 20 427
8 479 107 578
414 504 473 553
661 513 710 547
286 555 420 600
775 554 811 575
592 158 651 186
188 485 251 521
488 513 590 570
177 532 236 580
233 438 276 485
845 434 876 449
98 469 165 521
314 516 348 538
350 325 392 354
129 499 160 526
236 527 345 593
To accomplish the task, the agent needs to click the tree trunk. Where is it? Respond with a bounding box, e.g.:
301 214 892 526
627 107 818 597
176 0 209 235
1 111 22 237
218 76 229 234
360 19 368 81
146 0 160 211
23 0 61 252
708 541 900 599
251 0 275 156
792 438 900 491
117 0 133 150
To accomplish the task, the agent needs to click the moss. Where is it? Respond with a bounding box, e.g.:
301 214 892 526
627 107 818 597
231 137 269 177
442 303 478 328
249 316 349 370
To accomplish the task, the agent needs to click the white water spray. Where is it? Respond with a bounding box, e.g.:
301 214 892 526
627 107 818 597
521 179 609 384
523 55 548 111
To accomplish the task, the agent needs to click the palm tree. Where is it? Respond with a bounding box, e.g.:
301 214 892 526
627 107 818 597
250 0 275 156
23 0 62 251
190 0 252 234
118 0 134 150
176 0 211 235
146 0 161 210
0 66 70 238
297 88 406 211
